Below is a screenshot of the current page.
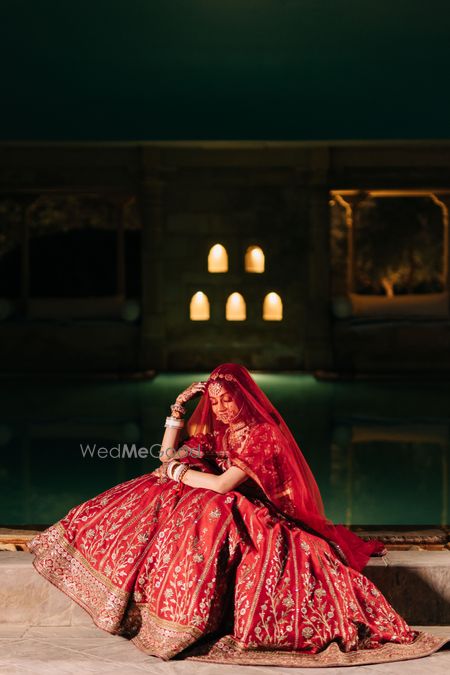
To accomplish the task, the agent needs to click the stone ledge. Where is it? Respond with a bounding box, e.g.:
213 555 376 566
0 525 450 550
2 549 450 626
2 525 448 552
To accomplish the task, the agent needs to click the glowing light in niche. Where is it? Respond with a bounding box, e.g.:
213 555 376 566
245 245 265 273
263 292 283 320
190 291 210 320
226 292 246 321
208 244 228 272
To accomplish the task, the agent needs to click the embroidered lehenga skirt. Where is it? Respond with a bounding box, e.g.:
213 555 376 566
28 470 449 667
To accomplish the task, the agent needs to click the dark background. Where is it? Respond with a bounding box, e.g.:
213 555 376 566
0 1 449 536
1 0 450 141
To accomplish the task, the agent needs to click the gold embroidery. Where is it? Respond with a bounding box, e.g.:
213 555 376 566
28 448 444 666
183 631 450 667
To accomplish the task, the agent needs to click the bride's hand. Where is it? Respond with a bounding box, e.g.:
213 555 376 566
153 462 172 477
176 381 207 405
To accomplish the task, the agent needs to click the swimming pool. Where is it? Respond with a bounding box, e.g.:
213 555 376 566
0 373 448 527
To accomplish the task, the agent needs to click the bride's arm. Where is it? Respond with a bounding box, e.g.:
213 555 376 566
180 465 248 494
159 425 186 463
159 381 207 463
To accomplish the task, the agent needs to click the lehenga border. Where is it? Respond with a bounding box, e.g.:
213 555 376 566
130 608 204 660
182 631 450 667
27 521 214 659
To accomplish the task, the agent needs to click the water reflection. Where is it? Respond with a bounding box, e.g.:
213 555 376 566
0 374 448 527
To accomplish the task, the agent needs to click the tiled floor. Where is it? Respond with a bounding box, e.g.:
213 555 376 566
1 624 449 675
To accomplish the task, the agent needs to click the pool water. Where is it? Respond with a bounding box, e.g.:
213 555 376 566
0 373 448 527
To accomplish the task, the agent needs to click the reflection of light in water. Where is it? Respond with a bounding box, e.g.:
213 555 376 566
0 377 447 527
330 422 448 527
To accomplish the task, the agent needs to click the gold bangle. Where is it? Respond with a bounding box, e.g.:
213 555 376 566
178 465 189 484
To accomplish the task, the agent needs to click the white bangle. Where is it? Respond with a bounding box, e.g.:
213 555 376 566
165 416 185 429
166 460 179 480
173 463 185 482
176 465 189 484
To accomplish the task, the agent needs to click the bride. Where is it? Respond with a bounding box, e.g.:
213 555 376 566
28 363 449 666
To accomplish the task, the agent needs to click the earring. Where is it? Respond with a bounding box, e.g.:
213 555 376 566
230 402 244 421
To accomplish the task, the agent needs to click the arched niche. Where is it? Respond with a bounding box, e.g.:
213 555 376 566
245 245 265 273
208 244 228 272
263 292 283 320
226 292 246 320
190 291 210 320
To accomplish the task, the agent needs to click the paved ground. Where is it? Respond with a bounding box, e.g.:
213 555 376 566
1 624 449 675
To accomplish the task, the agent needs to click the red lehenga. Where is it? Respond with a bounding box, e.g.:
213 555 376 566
28 364 449 667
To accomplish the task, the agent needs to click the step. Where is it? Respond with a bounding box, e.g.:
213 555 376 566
364 549 450 624
1 551 92 628
2 548 450 627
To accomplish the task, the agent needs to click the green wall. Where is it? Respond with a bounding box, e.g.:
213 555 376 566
1 0 450 140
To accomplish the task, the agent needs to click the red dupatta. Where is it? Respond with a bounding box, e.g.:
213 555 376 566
183 363 385 573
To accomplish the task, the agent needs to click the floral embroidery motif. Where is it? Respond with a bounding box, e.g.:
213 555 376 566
26 432 445 666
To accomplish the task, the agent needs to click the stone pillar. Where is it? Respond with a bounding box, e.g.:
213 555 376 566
333 194 355 293
137 158 167 371
19 196 38 318
112 196 127 300
303 149 333 371
430 193 450 313
333 191 368 294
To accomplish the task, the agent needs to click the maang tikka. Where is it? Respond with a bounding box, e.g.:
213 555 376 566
207 381 227 397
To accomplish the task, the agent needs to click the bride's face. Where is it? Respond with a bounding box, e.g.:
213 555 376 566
209 388 241 424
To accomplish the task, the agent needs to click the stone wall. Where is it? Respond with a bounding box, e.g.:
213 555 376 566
0 141 449 374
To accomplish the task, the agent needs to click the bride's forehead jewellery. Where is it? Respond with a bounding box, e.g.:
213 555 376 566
208 381 227 397
208 371 238 397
